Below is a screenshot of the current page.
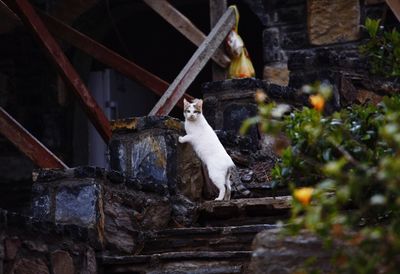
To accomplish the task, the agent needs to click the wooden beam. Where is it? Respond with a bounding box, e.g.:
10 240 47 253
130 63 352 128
3 0 111 142
40 11 168 96
0 3 192 109
209 0 227 81
0 107 68 169
37 11 193 109
149 6 235 116
143 0 231 68
386 0 400 22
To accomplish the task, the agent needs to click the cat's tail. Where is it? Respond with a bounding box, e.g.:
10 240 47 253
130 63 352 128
227 166 251 197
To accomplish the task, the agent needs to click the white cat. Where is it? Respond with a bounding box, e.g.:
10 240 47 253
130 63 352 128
179 98 250 201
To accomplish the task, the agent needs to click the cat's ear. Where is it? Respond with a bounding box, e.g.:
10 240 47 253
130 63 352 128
183 98 190 108
195 99 203 110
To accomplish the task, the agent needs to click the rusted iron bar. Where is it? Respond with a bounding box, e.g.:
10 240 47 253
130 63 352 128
37 11 193 108
149 7 235 116
386 0 400 22
0 107 68 168
143 0 231 68
4 0 111 142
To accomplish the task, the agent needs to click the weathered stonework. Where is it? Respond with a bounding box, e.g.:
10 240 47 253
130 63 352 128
246 229 335 274
31 163 203 254
308 0 360 45
0 209 97 274
263 64 289 86
31 167 179 254
50 250 75 274
32 169 104 249
109 116 203 202
263 28 287 65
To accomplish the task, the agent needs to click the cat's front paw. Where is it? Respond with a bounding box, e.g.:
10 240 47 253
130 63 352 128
178 136 184 143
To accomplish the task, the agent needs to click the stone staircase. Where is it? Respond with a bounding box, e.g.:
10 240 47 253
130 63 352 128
0 79 336 274
1 79 302 273
94 88 294 273
97 197 291 274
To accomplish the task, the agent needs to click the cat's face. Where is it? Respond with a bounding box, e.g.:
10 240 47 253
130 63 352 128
183 98 203 121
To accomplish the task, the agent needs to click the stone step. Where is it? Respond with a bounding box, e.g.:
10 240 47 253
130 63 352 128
197 196 291 227
100 251 252 274
141 224 277 254
245 181 290 198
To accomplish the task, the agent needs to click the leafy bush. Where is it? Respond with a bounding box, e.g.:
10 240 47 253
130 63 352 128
359 18 400 77
243 84 400 273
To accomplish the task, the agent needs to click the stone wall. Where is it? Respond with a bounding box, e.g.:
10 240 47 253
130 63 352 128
246 229 336 274
245 0 400 107
31 166 200 254
0 209 97 274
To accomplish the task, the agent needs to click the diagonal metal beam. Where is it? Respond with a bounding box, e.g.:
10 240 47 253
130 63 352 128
149 6 235 116
37 10 194 109
143 0 231 68
0 107 68 169
3 0 111 142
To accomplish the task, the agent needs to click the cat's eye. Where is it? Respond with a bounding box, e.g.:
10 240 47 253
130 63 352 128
185 110 190 113
194 111 200 114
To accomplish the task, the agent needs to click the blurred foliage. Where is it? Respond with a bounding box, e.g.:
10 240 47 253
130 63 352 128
359 18 400 77
242 82 400 273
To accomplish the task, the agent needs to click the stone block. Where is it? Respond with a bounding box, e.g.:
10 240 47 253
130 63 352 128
55 181 101 227
4 237 20 261
263 28 286 64
32 170 103 230
51 250 75 274
31 168 107 248
176 144 204 202
246 229 335 273
279 24 308 50
109 116 204 203
109 116 182 191
11 258 50 274
275 5 306 25
81 247 97 274
32 184 51 221
308 0 360 45
263 64 289 86
22 240 48 253
131 134 168 183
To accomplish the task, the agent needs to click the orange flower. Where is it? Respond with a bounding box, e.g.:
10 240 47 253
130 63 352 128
309 94 325 112
293 187 314 206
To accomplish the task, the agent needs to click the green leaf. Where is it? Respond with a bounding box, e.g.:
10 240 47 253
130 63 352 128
365 18 381 38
